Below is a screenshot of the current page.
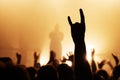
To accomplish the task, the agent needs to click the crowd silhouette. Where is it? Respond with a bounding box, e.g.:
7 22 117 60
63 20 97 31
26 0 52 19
0 8 120 80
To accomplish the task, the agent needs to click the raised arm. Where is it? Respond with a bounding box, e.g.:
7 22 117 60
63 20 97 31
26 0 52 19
68 9 92 80
34 52 40 67
68 9 86 60
16 52 21 64
68 9 85 44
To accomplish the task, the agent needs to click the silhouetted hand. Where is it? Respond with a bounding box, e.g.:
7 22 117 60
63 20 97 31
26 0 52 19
61 56 67 62
66 51 74 62
34 52 39 62
68 9 92 80
34 52 40 67
112 53 119 66
98 60 106 69
61 52 74 62
91 48 95 58
68 9 85 44
16 52 21 64
91 49 97 73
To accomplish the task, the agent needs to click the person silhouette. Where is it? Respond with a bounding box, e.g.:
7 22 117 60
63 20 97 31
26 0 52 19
68 9 92 80
49 24 64 62
47 50 59 68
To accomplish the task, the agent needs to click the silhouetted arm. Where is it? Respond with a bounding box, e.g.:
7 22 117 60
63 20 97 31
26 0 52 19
91 49 97 73
16 52 21 64
68 9 86 60
68 9 92 80
112 53 119 66
34 52 39 67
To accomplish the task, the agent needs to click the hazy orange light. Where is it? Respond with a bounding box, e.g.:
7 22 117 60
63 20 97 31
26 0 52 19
39 50 49 66
39 57 48 66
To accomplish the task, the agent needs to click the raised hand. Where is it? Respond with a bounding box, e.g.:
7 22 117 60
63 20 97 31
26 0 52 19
68 9 85 44
98 60 106 69
34 52 39 61
61 52 74 62
68 9 92 80
16 52 21 64
68 9 86 60
112 53 119 66
67 51 74 62
91 49 97 73
34 52 40 67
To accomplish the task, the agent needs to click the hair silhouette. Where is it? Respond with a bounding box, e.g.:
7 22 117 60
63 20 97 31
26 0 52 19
36 65 58 80
57 64 74 80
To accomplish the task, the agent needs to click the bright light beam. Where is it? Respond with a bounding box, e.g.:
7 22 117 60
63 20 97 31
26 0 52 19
86 45 94 63
65 60 72 67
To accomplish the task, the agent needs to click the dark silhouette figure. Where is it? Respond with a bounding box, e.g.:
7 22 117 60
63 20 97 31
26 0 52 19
68 9 92 80
90 49 109 80
93 73 105 80
57 64 74 80
47 51 59 68
91 49 97 73
61 51 74 69
49 24 64 61
16 52 21 64
108 54 120 80
98 60 106 69
0 61 8 80
33 51 40 69
36 65 58 80
96 69 109 80
10 65 31 80
112 54 119 66
112 65 120 80
27 67 36 80
61 51 74 63
0 57 14 67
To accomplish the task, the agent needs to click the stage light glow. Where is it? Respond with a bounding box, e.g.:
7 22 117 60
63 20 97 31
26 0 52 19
65 60 72 67
39 50 49 66
86 45 94 63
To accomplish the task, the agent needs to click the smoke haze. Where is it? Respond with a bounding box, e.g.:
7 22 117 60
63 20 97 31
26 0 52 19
0 0 120 68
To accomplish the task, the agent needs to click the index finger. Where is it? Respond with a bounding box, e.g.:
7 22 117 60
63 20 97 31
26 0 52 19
79 9 85 24
68 16 73 26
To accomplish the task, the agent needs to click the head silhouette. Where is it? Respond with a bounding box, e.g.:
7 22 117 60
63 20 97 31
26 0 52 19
36 65 58 80
57 64 74 80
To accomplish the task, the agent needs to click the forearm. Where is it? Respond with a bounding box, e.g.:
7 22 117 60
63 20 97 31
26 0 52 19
34 60 37 67
74 41 92 80
74 38 89 80
17 59 21 64
74 38 86 60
